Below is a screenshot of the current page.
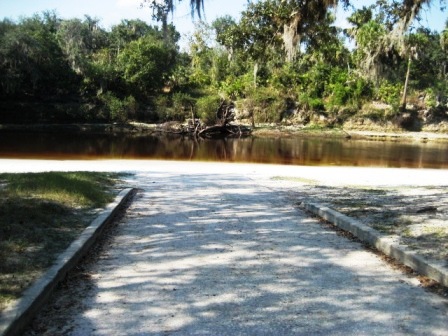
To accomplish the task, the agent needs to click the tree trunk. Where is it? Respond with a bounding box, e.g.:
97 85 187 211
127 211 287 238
251 62 258 128
282 13 301 63
253 62 258 88
401 55 412 111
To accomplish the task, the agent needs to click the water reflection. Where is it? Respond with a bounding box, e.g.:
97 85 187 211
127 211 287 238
0 130 447 169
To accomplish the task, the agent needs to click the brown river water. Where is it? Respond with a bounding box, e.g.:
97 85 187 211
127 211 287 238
0 130 447 168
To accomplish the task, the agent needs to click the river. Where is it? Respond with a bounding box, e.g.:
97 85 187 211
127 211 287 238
0 130 447 169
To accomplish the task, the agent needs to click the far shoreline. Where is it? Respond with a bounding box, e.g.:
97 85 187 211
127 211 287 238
1 122 448 143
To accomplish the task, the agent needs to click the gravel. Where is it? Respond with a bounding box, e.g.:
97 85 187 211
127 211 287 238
1 160 444 336
265 179 448 264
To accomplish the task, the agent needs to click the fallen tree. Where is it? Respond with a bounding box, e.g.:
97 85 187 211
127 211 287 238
158 100 252 138
198 124 252 138
198 100 251 137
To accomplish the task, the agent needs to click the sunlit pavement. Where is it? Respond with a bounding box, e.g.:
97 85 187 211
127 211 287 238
4 160 448 335
1 158 448 186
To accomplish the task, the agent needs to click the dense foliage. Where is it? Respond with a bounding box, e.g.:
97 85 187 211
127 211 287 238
0 14 179 123
0 1 447 130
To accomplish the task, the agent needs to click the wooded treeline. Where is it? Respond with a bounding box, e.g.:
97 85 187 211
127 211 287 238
1 0 447 131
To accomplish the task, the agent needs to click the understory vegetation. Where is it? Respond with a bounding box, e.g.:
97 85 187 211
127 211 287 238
0 172 119 310
1 1 447 131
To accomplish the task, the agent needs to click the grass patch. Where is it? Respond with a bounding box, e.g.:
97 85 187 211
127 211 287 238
422 226 447 239
2 172 116 208
0 172 121 310
272 176 319 185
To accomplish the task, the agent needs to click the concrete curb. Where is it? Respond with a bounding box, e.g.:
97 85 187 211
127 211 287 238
0 188 135 336
302 202 448 288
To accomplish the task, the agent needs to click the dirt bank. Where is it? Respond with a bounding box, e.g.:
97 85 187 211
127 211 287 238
252 124 448 143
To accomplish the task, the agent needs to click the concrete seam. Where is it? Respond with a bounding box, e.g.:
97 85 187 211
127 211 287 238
302 202 448 287
0 188 136 336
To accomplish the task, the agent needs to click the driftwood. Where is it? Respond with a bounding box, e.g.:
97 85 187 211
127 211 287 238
198 124 252 138
158 121 186 134
158 100 251 138
197 100 251 138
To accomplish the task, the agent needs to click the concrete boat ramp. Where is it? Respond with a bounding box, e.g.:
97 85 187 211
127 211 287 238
0 160 447 335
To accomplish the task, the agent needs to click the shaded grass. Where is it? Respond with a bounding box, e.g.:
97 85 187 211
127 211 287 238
0 172 120 310
2 172 116 208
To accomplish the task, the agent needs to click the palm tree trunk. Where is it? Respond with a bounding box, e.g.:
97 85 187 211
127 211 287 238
253 62 258 88
401 55 412 111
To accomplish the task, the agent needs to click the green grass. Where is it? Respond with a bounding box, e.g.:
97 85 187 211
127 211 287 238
272 176 319 185
0 172 121 310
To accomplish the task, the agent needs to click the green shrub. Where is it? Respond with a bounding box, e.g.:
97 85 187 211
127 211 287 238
309 97 325 111
171 92 196 120
327 72 372 108
376 81 402 107
298 94 325 112
196 95 221 125
220 73 253 100
152 93 197 122
424 85 448 119
246 87 286 123
124 95 138 120
100 93 138 123
153 95 172 121
270 63 301 94
329 82 349 106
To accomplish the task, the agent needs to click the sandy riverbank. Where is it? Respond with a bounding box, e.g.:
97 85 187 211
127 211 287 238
252 125 448 143
1 159 447 185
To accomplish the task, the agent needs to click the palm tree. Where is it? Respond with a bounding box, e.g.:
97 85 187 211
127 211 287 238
145 0 440 62
142 0 204 20
281 0 342 62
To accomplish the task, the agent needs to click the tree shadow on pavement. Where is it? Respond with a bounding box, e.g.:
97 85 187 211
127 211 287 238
25 172 448 336
287 183 448 262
